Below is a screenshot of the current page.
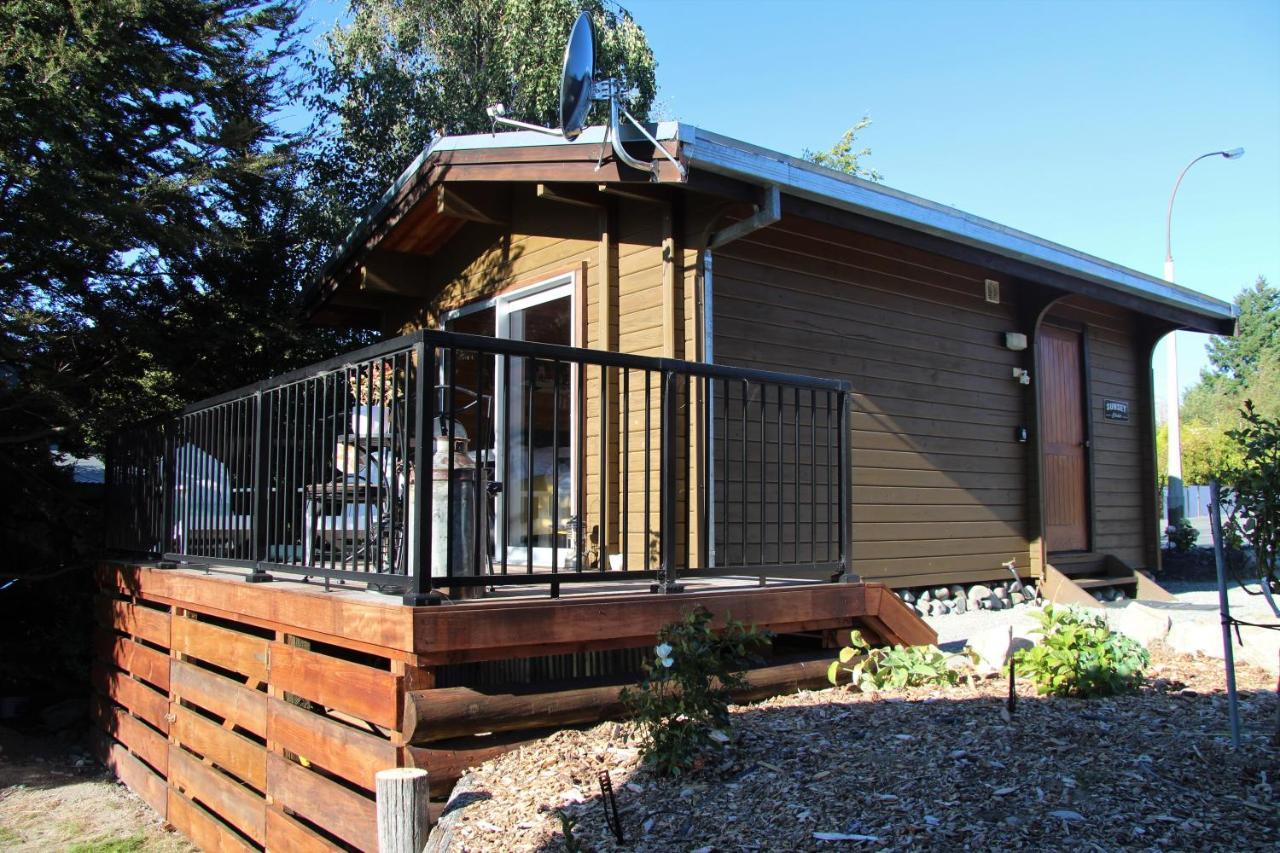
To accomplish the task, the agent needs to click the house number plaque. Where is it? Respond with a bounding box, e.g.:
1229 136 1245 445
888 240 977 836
1104 399 1130 422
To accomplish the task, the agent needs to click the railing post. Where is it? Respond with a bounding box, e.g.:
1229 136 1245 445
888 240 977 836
404 339 442 605
246 389 273 583
160 420 175 558
652 369 683 594
837 388 857 583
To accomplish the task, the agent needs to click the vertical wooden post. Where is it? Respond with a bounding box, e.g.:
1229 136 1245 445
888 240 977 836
376 767 430 852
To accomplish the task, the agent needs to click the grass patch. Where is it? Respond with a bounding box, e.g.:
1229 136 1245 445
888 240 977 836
67 834 148 853
0 825 24 844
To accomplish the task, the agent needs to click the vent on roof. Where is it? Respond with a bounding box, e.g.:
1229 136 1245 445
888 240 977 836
985 279 1000 304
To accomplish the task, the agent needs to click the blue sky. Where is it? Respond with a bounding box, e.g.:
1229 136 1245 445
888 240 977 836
301 0 1279 413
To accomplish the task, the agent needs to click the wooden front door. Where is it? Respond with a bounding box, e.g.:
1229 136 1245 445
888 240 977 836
1040 325 1089 552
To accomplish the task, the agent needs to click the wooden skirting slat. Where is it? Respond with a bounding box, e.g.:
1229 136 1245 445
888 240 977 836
266 753 377 852
89 731 167 819
168 746 266 845
171 659 268 738
171 705 266 790
269 643 399 730
172 617 269 683
90 697 168 775
267 697 396 793
95 598 170 647
265 808 341 853
166 788 256 853
93 628 170 691
91 664 169 735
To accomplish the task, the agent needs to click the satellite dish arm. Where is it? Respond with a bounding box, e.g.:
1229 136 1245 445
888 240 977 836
611 97 686 181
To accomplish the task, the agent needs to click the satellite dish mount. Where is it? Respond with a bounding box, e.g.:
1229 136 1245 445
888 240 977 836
486 12 684 181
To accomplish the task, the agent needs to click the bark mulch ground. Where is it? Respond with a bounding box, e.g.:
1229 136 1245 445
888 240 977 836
433 644 1279 852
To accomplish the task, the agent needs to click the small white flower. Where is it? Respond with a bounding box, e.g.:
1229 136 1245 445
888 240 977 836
659 656 674 668
655 643 672 658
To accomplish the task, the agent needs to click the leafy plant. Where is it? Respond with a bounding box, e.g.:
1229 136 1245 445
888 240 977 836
555 810 582 853
620 608 770 777
1165 516 1201 553
827 629 976 690
347 359 405 407
1223 401 1280 596
1011 605 1149 698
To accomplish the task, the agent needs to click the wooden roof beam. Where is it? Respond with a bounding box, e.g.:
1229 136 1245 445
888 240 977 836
436 185 506 226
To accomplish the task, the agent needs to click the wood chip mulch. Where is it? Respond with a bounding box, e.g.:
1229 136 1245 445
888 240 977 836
434 644 1279 851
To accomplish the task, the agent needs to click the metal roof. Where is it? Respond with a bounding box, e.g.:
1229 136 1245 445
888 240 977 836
324 122 1236 328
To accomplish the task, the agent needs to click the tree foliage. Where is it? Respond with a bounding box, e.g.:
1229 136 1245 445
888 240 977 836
803 116 882 182
306 0 658 236
0 0 358 691
1167 277 1280 486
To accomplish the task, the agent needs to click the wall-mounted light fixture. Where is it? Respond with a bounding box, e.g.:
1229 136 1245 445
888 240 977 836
1004 332 1028 351
1012 367 1031 385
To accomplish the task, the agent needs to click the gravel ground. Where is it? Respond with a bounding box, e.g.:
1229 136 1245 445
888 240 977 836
433 645 1279 851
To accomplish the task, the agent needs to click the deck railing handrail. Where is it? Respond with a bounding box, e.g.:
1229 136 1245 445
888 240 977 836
106 330 852 602
177 329 851 416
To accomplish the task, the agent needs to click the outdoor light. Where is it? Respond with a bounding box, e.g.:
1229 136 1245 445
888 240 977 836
1162 145 1244 528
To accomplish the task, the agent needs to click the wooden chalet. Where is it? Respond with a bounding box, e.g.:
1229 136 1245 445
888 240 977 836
93 122 1234 850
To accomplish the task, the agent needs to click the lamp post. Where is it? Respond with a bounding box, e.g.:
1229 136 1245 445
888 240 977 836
1162 147 1244 531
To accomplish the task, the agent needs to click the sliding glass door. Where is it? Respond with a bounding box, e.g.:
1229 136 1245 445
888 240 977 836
444 276 577 569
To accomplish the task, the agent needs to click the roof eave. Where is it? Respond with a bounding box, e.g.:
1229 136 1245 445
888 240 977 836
677 125 1237 333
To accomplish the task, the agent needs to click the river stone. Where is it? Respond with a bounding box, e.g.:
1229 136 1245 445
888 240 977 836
1022 584 1038 601
1010 591 1026 605
919 589 933 603
934 586 952 601
949 584 966 600
951 597 967 615
899 588 916 604
994 585 1010 601
968 584 993 603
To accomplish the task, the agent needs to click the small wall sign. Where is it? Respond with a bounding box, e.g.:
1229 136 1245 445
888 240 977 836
1104 399 1130 422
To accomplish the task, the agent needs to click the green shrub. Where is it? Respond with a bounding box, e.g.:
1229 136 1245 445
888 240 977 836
620 608 770 777
1012 605 1149 698
1224 401 1280 586
1166 516 1200 552
827 629 976 690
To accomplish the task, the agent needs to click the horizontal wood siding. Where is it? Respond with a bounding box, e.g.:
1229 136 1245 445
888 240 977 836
713 216 1030 585
1044 296 1152 568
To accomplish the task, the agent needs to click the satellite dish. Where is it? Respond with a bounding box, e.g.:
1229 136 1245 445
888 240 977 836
485 11 685 181
559 13 595 141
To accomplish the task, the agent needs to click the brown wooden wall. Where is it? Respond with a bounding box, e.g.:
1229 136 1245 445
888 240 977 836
1041 295 1156 569
712 216 1033 587
362 186 1161 588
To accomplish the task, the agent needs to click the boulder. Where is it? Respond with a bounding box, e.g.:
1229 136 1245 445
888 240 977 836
968 615 1039 674
1107 602 1172 647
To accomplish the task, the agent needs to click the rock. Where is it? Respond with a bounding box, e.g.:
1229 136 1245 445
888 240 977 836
913 604 926 617
968 616 1038 673
1109 602 1172 647
986 595 1005 611
968 584 993 603
1010 591 1026 605
934 586 952 601
994 585 1010 601
1049 810 1085 822
949 584 966 600
899 589 916 604
951 597 967 615
1022 584 1037 600
1114 588 1126 601
919 589 933 603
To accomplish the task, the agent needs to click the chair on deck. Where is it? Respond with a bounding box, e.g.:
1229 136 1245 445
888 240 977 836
171 444 253 556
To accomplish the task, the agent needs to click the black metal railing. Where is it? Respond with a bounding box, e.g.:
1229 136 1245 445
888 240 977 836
105 329 851 602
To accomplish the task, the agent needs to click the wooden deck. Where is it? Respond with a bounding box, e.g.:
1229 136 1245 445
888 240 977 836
91 560 934 851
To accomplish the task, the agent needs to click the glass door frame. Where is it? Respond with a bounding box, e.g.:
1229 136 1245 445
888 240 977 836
442 273 580 569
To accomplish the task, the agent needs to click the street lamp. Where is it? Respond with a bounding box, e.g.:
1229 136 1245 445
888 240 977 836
1162 147 1244 531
